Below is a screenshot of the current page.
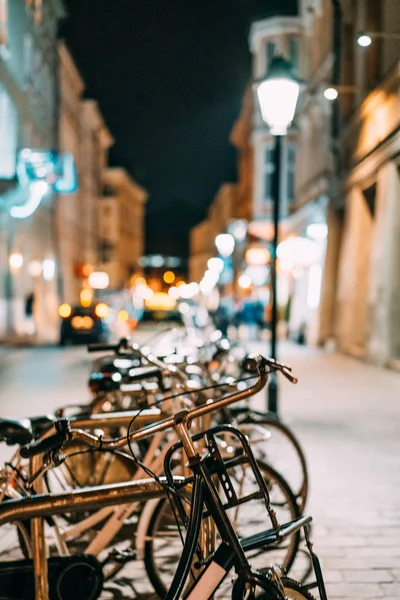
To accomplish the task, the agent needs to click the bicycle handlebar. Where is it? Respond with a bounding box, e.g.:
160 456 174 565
20 354 297 458
20 419 71 459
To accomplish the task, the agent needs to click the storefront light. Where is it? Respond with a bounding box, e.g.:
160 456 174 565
307 265 322 309
207 257 224 273
245 247 270 266
28 260 42 277
215 234 235 258
238 274 252 290
306 223 328 242
42 258 56 282
9 253 23 270
277 237 321 269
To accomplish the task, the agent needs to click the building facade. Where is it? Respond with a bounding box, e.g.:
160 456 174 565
57 45 113 305
99 168 147 290
333 0 400 365
0 0 65 340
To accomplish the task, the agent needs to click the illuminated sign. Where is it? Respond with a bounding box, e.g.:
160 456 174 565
8 149 78 219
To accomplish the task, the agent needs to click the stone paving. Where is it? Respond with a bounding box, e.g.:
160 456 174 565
249 340 400 599
0 342 399 598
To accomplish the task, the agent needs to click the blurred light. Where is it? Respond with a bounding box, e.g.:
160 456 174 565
307 265 322 309
245 247 270 266
179 302 190 314
324 87 338 101
145 292 176 310
357 33 372 47
244 265 269 286
199 281 213 296
28 260 42 277
229 219 247 242
42 258 56 282
176 280 186 287
238 274 252 289
150 255 164 268
256 56 300 135
88 271 109 290
9 253 23 270
118 309 129 322
111 372 122 382
179 282 199 299
142 287 154 301
207 257 224 273
80 289 92 307
10 181 49 219
307 223 328 241
292 267 304 280
163 271 175 284
215 233 235 257
58 303 72 318
135 276 147 286
168 286 180 299
277 237 321 268
95 303 109 318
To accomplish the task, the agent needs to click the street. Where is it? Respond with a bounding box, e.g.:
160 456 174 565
0 342 399 599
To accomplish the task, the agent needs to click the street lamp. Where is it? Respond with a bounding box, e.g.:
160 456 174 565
255 55 301 415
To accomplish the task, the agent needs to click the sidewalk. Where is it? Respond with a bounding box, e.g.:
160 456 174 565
249 340 400 599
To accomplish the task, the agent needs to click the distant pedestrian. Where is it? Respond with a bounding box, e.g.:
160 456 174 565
25 292 36 336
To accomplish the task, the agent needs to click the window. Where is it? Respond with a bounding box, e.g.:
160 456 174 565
263 145 275 202
266 41 275 70
286 144 296 206
290 38 299 73
26 0 43 25
0 0 8 52
0 83 17 179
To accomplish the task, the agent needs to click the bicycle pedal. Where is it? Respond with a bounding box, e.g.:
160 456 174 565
106 548 136 564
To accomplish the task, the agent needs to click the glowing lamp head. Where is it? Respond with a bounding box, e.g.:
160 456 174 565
256 56 300 135
357 32 372 47
324 87 338 101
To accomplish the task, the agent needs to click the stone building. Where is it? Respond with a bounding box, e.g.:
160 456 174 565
57 44 113 305
333 0 400 365
99 168 147 290
0 0 65 340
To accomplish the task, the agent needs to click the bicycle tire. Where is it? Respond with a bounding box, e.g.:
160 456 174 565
144 461 300 598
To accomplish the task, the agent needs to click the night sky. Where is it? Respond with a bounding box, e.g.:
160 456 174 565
63 1 297 258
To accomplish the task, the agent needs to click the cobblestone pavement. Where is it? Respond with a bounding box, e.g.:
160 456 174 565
249 340 400 599
0 342 399 598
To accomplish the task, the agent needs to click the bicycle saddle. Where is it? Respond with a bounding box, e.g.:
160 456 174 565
0 415 56 446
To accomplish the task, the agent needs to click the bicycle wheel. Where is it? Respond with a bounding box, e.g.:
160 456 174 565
144 461 300 598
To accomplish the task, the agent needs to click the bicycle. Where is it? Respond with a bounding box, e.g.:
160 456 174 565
7 352 327 600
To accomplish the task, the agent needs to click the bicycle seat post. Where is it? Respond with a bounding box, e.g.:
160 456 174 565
30 453 50 600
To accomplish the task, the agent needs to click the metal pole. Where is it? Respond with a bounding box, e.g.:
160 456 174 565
268 134 282 415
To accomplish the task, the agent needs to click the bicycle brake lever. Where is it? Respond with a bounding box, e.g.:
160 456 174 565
280 368 298 384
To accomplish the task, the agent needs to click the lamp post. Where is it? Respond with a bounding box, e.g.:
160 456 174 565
255 55 300 415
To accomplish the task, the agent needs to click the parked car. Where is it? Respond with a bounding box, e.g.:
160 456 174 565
59 303 109 345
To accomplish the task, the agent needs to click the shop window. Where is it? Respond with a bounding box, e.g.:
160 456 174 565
265 41 275 70
263 144 275 202
26 0 43 25
290 38 299 73
0 83 17 179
